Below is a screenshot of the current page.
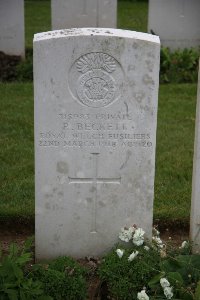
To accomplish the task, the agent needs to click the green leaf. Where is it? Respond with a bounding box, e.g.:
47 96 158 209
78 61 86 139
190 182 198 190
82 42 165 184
8 243 19 259
160 257 182 273
38 296 54 300
22 236 34 254
12 264 23 280
6 289 18 300
180 291 194 300
148 273 164 287
19 290 26 300
167 272 184 286
16 253 32 266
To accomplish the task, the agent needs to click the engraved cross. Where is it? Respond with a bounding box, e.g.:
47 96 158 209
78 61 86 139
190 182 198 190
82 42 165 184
68 153 121 233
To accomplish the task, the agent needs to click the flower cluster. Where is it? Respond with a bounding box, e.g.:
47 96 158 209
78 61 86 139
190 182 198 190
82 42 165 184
102 224 195 300
152 227 166 258
160 278 173 299
137 289 149 300
179 240 189 249
115 248 139 262
119 225 145 246
116 249 124 258
119 226 135 242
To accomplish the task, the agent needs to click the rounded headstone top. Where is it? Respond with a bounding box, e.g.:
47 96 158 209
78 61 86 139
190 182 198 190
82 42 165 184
34 28 160 44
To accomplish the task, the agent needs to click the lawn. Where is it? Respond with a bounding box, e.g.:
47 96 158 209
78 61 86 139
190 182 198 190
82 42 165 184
0 83 197 224
0 0 197 226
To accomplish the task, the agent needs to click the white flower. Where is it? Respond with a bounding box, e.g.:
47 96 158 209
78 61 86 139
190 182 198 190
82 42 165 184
160 278 170 288
128 250 139 261
152 236 164 248
164 286 173 299
144 245 150 251
137 290 149 300
119 226 135 242
180 241 189 249
153 227 160 236
116 248 124 258
160 249 167 258
133 228 145 246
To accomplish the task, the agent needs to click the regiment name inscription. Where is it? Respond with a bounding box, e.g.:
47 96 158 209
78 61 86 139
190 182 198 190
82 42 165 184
38 112 152 148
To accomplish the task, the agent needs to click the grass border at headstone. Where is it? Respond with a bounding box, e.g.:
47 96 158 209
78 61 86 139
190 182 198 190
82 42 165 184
0 82 197 229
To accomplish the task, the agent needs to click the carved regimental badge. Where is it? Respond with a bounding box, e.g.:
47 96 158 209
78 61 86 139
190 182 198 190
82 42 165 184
69 52 124 108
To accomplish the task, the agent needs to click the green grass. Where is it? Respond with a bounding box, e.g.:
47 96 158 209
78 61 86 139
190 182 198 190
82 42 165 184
25 0 51 49
118 1 148 32
0 83 197 223
154 84 197 222
0 83 34 220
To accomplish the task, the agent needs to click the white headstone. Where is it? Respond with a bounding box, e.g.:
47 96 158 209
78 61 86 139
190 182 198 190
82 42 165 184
0 0 25 58
34 28 160 260
148 0 200 50
190 60 200 253
51 0 117 30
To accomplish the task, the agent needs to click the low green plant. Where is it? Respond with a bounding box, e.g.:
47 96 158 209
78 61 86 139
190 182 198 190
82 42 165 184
31 256 87 300
99 226 200 300
160 47 199 83
99 226 161 299
15 48 33 82
0 238 52 300
99 245 160 299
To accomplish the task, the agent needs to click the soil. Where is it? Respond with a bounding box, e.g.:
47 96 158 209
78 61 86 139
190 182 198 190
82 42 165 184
0 221 189 300
0 51 21 81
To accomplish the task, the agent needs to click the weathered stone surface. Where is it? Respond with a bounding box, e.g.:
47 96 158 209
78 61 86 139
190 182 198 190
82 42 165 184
34 28 160 260
148 0 200 49
190 60 200 253
0 0 25 58
51 0 117 30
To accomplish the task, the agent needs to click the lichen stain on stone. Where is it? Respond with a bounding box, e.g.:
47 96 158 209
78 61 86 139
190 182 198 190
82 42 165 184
133 91 145 103
58 191 64 196
140 104 152 113
56 161 69 174
50 78 55 85
132 42 139 49
145 60 154 72
53 233 60 242
147 51 155 59
99 201 106 207
74 213 80 220
128 80 136 88
111 197 118 205
45 202 51 209
90 186 96 193
143 74 155 85
86 197 92 204
100 37 125 55
45 193 53 199
128 65 135 72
